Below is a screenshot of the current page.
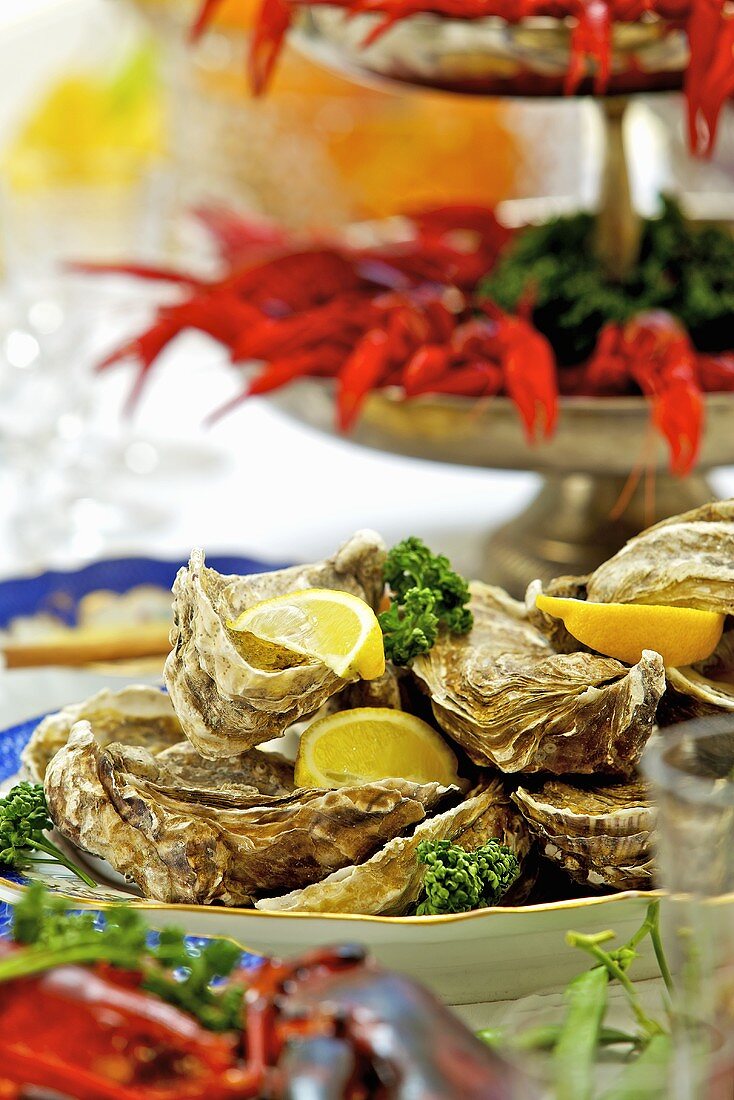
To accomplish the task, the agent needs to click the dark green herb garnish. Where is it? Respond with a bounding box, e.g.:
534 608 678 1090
0 782 95 888
379 537 472 665
480 196 734 363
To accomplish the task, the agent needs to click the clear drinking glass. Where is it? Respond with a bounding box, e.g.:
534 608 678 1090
0 142 171 568
642 717 734 1099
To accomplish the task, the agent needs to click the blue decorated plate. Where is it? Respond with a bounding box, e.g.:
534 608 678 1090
0 553 285 632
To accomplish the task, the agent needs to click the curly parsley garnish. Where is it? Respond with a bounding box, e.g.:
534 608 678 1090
480 195 734 363
379 537 472 665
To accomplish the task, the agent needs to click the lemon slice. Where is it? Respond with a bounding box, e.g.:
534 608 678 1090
535 594 725 668
295 707 460 789
227 589 385 680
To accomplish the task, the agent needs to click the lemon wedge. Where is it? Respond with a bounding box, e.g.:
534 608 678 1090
295 707 460 789
227 589 385 680
535 594 725 668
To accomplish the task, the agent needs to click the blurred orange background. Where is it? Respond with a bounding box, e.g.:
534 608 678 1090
137 0 520 227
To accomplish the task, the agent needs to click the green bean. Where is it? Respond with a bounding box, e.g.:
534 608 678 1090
599 1033 673 1100
520 1025 638 1053
553 964 610 1100
478 1024 640 1053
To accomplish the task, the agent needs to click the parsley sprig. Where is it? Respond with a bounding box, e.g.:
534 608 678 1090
480 195 734 364
0 883 245 1032
379 537 473 665
0 782 96 888
416 838 520 915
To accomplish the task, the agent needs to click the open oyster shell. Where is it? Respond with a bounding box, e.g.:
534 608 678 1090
512 779 655 891
255 779 530 914
664 629 734 716
164 531 386 758
22 685 183 784
43 688 452 906
586 500 734 613
412 584 665 775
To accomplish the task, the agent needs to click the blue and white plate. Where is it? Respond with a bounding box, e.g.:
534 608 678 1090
0 553 282 630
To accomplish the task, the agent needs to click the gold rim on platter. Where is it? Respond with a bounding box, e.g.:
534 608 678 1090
0 870 659 922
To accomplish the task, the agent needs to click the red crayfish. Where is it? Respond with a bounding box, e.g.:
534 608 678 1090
86 205 558 444
0 941 526 1099
82 203 734 476
582 311 705 476
192 0 734 156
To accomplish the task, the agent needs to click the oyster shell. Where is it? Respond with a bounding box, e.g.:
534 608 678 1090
512 779 655 891
255 779 530 914
339 667 403 710
43 687 452 906
665 629 734 714
164 531 386 758
412 584 665 775
22 685 182 784
586 500 734 613
525 575 590 654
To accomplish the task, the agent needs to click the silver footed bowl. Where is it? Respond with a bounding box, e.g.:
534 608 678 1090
293 9 689 96
267 383 734 593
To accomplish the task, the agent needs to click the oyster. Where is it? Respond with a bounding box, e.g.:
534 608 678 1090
586 500 734 613
22 685 182 784
255 779 530 914
164 531 386 758
665 629 734 715
43 687 452 906
512 779 655 891
412 583 665 774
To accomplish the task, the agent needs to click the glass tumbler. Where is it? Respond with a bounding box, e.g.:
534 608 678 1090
0 144 171 568
642 717 734 1100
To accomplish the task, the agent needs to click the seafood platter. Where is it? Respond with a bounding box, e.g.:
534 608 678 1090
3 499 734 1003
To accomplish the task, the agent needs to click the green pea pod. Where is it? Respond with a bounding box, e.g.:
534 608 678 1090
478 1023 638 1055
554 965 610 1100
600 1034 673 1100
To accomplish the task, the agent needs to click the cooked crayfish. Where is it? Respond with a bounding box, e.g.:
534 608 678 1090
193 0 733 156
583 311 705 476
86 206 558 443
0 941 524 1099
82 204 734 473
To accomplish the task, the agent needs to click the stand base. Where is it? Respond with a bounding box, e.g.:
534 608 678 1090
483 471 715 595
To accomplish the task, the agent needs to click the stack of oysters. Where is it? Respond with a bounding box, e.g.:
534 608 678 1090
22 502 734 915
